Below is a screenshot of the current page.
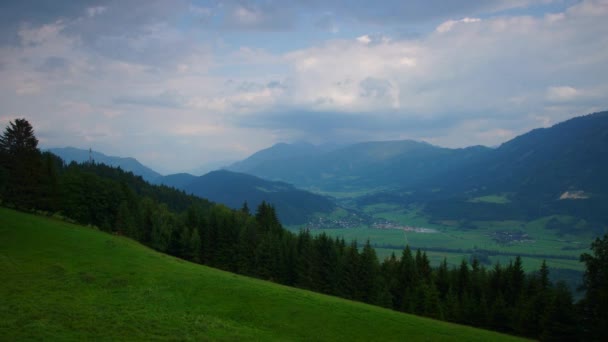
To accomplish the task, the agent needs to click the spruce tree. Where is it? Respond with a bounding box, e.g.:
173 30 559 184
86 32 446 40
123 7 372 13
0 118 42 208
580 234 608 340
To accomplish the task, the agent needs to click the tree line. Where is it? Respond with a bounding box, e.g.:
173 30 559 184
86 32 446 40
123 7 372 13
1 118 606 341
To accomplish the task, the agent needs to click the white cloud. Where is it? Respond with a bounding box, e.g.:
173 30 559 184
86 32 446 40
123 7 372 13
281 0 607 120
436 17 481 33
546 86 580 102
357 35 371 44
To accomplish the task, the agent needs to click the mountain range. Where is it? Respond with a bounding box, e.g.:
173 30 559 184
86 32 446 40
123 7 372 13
47 147 336 225
49 110 608 229
227 139 492 192
155 170 336 225
228 111 608 228
48 147 162 182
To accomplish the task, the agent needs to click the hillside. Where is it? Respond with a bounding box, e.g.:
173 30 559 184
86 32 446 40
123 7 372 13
229 142 327 173
408 111 608 226
228 140 491 192
419 111 608 196
161 170 336 225
48 147 162 182
0 208 525 341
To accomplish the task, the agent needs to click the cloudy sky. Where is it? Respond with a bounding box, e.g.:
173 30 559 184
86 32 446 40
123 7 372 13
0 0 606 174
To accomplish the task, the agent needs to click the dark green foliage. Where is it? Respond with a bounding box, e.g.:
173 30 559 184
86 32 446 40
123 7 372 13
49 146 162 182
0 164 7 200
417 111 608 228
358 240 380 303
336 240 360 299
0 118 44 209
0 118 39 154
541 282 580 341
579 234 608 340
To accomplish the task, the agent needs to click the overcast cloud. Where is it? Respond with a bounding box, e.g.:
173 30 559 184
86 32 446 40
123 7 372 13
0 0 606 174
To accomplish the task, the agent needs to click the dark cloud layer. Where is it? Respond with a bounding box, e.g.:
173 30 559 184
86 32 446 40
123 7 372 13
0 0 97 44
234 109 494 143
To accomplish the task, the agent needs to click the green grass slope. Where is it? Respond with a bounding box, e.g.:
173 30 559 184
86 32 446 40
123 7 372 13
0 208 527 341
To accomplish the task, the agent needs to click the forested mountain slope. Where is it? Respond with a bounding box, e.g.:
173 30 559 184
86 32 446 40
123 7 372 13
407 111 608 226
49 147 162 182
229 140 491 191
159 170 336 225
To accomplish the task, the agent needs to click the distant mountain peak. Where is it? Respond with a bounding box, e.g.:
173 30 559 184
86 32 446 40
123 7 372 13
48 147 162 182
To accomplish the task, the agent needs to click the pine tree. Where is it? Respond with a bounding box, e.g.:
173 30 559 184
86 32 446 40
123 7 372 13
336 240 359 299
541 282 580 341
296 229 315 290
579 234 608 340
0 118 42 208
435 258 450 300
358 240 380 304
115 200 136 236
398 246 416 311
236 218 259 275
188 228 202 263
539 259 550 290
313 233 338 294
0 118 39 155
241 201 250 215
457 260 470 298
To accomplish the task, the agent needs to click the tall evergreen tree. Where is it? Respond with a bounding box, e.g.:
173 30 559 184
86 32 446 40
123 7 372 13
541 282 580 341
296 229 315 289
0 118 42 208
0 118 39 155
336 240 359 300
579 234 608 340
358 240 380 304
436 258 450 300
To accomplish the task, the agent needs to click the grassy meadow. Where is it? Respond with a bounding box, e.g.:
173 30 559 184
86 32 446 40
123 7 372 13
305 203 594 275
0 207 528 341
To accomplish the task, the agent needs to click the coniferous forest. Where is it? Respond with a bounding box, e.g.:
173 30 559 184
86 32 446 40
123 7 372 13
1 118 606 340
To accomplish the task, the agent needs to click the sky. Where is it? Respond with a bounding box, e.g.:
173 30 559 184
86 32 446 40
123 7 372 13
0 0 607 174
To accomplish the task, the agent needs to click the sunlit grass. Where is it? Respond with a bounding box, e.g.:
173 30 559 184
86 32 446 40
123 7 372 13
0 207 527 341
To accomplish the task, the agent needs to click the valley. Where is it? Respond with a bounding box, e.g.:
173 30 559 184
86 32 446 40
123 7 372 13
3 112 605 340
298 204 591 276
4 1 608 339
224 111 607 292
51 112 608 291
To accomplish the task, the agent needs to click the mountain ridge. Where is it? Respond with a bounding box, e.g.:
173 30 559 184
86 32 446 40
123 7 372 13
156 169 336 225
228 110 608 227
48 147 162 182
227 139 492 191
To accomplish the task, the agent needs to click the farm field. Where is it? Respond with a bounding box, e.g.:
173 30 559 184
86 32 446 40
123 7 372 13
0 207 527 341
304 204 595 276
